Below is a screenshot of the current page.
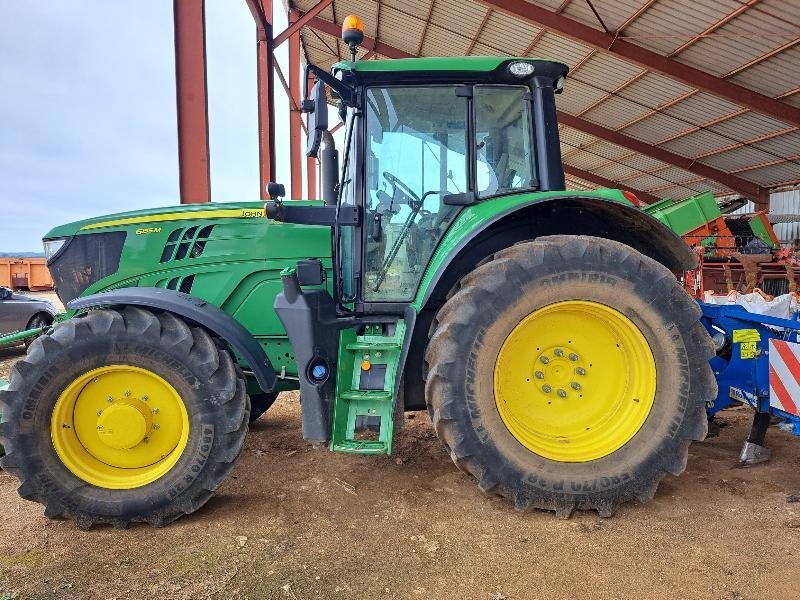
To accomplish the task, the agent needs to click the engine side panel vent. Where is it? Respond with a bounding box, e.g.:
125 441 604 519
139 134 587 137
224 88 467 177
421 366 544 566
179 274 195 293
160 225 216 263
160 228 184 263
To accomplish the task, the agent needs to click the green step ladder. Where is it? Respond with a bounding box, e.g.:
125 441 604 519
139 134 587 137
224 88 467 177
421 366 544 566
331 321 405 454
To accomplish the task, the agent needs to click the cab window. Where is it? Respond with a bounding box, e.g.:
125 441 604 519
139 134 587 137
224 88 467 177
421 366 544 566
363 86 467 301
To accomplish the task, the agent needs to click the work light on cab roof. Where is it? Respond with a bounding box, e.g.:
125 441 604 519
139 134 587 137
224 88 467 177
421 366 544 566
341 14 364 62
508 61 535 78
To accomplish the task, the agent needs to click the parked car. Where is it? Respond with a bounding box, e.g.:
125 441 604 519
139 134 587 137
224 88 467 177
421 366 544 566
0 287 57 347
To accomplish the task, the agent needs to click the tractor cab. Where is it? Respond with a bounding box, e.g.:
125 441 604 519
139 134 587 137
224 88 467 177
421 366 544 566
269 24 568 310
266 19 572 452
331 56 568 308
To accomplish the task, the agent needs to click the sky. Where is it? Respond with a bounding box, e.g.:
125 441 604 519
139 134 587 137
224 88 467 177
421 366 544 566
0 1 306 251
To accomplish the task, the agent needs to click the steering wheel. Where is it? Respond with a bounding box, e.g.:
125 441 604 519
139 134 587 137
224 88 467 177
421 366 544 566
383 171 422 207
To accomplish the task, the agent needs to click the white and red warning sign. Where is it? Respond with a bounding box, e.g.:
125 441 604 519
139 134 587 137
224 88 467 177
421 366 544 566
769 339 800 416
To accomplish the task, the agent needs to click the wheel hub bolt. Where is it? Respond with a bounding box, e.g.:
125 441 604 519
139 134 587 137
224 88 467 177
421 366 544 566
569 353 579 361
557 389 567 398
96 409 103 416
554 348 564 357
142 395 149 402
540 356 549 364
152 423 160 430
575 367 586 376
534 371 544 379
571 382 581 391
106 396 114 403
152 408 159 414
542 384 552 393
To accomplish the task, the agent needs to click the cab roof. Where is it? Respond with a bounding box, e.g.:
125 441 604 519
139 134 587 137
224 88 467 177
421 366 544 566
333 56 557 72
331 56 568 85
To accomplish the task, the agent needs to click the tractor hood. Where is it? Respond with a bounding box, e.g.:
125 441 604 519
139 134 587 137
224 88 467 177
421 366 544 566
43 201 321 240
41 200 333 310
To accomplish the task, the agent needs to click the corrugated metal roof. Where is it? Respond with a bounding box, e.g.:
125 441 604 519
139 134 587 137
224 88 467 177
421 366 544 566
293 0 800 203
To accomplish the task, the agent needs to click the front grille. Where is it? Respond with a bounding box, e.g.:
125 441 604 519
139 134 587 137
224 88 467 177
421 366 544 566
48 231 126 305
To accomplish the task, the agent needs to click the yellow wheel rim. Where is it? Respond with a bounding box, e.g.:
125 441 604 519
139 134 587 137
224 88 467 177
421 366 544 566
51 365 189 489
494 300 656 462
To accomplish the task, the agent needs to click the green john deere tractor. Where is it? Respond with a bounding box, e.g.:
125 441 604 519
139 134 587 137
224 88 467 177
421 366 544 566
0 32 715 528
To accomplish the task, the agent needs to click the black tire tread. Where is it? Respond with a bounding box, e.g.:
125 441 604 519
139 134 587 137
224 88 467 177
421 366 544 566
0 307 249 529
425 235 715 517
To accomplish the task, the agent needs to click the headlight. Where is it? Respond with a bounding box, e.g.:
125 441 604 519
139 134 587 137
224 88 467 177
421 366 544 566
43 238 67 260
555 75 566 92
508 61 535 78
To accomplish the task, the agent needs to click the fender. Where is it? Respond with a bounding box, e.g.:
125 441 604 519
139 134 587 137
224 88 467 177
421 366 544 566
399 192 695 411
413 193 695 310
68 288 276 393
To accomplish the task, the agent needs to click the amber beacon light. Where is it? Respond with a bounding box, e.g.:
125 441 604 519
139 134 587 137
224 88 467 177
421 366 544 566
342 15 365 61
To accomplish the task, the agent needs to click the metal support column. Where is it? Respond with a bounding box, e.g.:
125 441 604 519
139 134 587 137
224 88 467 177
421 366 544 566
288 9 303 198
255 0 276 199
173 0 211 203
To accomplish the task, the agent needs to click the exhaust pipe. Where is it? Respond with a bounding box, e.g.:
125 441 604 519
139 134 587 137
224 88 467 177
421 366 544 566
320 130 339 206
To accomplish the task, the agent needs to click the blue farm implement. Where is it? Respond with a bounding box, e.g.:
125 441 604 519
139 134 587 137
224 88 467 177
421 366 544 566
701 301 800 465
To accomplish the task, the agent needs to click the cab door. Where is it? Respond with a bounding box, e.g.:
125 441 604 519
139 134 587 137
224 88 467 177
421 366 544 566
360 86 469 307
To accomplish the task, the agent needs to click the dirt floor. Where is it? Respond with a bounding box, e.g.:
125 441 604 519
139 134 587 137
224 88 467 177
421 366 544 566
2 336 800 599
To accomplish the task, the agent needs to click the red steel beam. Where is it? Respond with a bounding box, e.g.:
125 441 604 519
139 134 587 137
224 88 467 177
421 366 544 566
615 0 658 34
722 38 800 79
274 61 306 134
416 0 436 56
558 112 763 199
575 70 646 117
778 86 800 99
289 9 303 198
273 0 333 47
173 0 210 203
465 9 492 55
473 0 800 126
668 0 761 57
563 165 660 204
522 27 547 56
555 0 572 13
247 0 276 198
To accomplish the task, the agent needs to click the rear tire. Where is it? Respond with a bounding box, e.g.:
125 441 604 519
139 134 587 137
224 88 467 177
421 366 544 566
0 307 250 529
425 236 715 517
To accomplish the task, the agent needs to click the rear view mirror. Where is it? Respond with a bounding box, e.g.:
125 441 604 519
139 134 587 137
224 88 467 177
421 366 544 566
0 287 11 300
305 80 329 158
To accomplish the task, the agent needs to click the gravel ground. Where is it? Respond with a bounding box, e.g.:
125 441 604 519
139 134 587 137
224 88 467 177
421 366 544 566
2 345 800 599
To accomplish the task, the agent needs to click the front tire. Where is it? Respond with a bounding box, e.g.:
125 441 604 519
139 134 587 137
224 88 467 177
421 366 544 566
0 307 249 528
425 236 716 517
